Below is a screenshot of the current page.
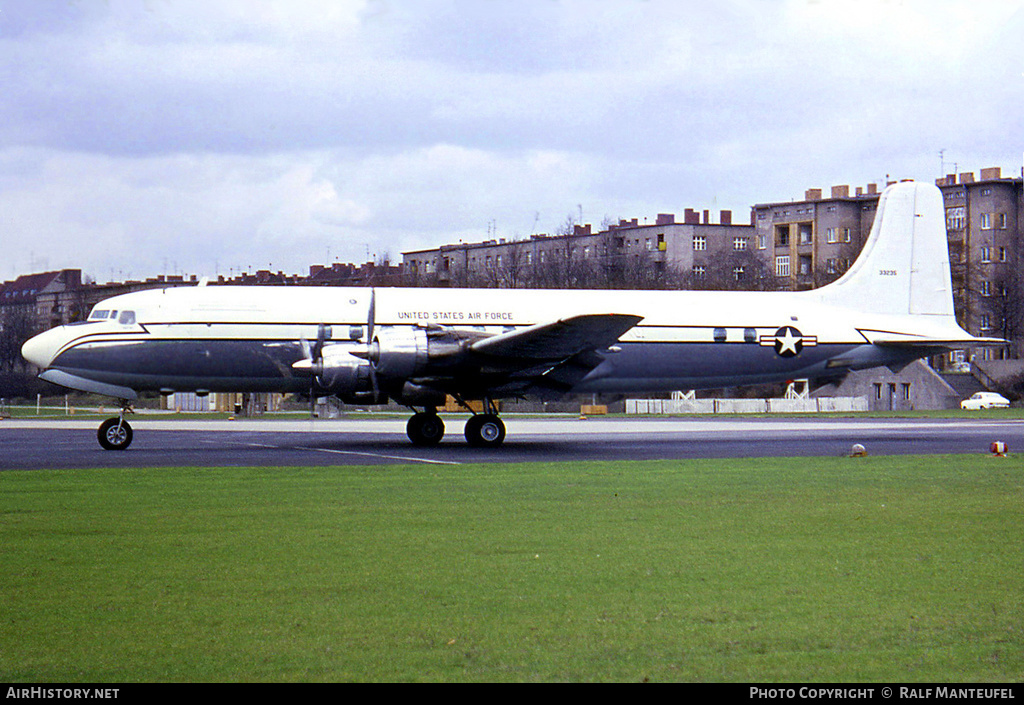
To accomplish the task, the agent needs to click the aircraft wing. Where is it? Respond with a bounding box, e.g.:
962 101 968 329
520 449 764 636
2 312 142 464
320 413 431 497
413 313 641 399
469 313 642 360
457 312 643 397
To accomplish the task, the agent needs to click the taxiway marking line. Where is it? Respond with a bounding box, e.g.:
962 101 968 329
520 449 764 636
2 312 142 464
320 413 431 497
207 440 462 465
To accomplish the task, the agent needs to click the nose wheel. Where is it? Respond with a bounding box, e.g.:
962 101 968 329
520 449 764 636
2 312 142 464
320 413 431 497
97 401 134 450
98 417 133 450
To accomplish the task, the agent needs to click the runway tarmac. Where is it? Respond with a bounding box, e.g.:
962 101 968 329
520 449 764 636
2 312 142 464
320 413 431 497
3 414 1023 469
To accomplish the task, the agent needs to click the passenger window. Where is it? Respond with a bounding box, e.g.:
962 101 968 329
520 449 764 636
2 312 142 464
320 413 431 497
744 328 757 344
713 327 727 343
118 310 136 325
90 310 109 320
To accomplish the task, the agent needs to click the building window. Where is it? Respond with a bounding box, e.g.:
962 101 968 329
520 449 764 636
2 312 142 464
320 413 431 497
826 227 837 244
693 236 706 251
692 265 706 279
775 225 790 247
946 207 966 230
981 213 992 229
842 228 851 243
981 280 991 297
999 247 1007 262
826 258 837 274
999 213 1008 229
981 247 991 262
980 314 991 329
757 234 767 249
733 266 745 281
901 383 911 401
798 224 813 245
733 237 748 251
775 256 790 277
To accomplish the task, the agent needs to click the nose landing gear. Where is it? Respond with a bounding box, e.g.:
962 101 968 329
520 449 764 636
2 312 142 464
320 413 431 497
97 402 134 450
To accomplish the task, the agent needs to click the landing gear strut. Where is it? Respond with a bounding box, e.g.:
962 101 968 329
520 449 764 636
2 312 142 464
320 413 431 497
98 402 134 450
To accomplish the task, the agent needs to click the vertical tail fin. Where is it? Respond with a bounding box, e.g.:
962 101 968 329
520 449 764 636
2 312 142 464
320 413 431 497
818 181 954 317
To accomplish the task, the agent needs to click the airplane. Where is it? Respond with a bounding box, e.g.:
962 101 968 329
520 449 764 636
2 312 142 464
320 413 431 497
21 180 1002 450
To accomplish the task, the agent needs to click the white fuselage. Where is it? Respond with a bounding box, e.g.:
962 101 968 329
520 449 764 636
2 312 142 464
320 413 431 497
21 283 953 402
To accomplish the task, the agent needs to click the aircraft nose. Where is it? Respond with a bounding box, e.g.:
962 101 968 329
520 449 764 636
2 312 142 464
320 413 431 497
21 328 61 368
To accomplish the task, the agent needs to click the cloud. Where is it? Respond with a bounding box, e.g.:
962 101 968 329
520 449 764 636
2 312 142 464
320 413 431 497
1 0 1022 284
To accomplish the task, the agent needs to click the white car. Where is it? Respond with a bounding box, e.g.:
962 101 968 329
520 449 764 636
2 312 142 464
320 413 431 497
960 392 1010 410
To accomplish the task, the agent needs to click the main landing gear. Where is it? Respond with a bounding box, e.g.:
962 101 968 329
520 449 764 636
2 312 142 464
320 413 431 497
97 402 134 450
405 399 506 448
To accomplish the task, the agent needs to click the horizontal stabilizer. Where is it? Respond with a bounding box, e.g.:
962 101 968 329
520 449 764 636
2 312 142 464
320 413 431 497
859 329 1007 347
471 313 642 360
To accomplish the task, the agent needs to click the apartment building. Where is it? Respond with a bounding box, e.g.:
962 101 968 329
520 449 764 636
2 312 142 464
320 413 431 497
403 224 602 289
939 167 1023 356
403 209 763 290
600 210 763 289
752 183 877 291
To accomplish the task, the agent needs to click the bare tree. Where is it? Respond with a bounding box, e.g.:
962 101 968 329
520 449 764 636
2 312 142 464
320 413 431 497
0 304 39 374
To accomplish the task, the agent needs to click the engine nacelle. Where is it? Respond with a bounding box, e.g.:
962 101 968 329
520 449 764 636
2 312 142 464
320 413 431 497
370 327 429 379
294 325 453 405
315 345 374 394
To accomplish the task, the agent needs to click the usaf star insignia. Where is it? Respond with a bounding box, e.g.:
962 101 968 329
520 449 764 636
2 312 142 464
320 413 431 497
759 326 818 357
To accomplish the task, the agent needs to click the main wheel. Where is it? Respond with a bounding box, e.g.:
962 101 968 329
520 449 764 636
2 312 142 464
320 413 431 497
406 412 445 446
465 414 506 448
98 418 133 450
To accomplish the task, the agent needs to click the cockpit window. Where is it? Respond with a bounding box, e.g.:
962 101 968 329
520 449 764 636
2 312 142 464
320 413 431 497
118 310 136 325
90 310 110 320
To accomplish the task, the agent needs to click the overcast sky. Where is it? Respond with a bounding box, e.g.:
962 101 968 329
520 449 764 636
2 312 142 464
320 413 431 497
2 0 1022 283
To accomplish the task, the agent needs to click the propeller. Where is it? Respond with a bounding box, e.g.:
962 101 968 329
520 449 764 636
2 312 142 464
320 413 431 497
349 288 382 402
296 323 331 418
366 288 380 400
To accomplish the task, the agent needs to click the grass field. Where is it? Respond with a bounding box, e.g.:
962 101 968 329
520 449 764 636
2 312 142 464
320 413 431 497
1 455 1021 682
